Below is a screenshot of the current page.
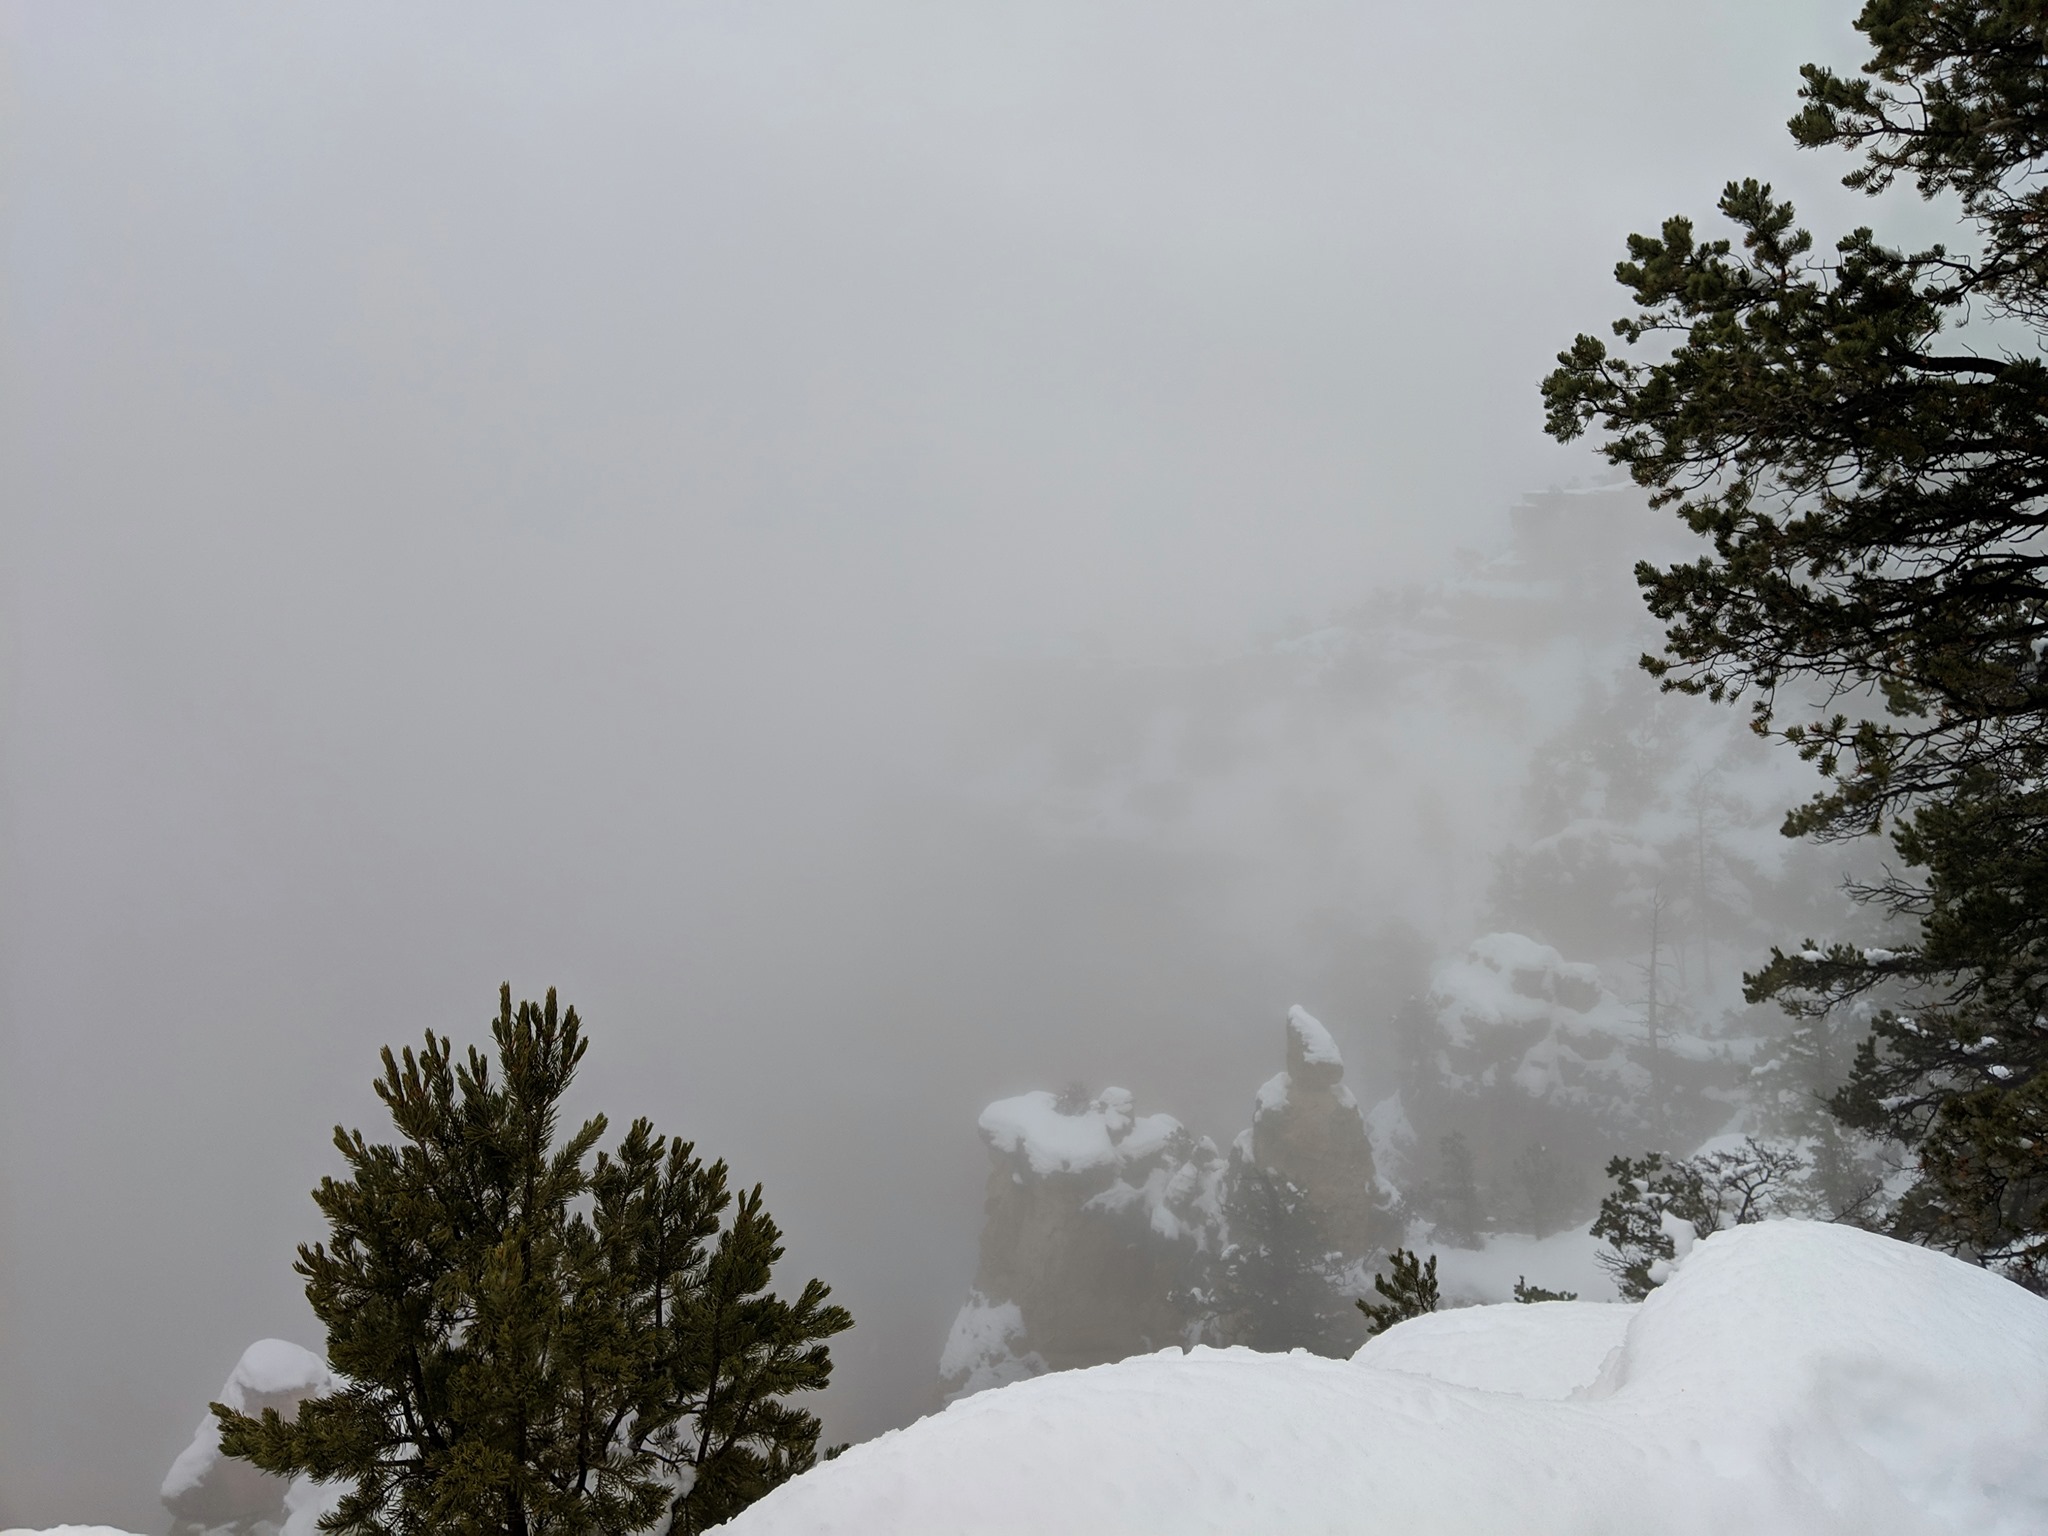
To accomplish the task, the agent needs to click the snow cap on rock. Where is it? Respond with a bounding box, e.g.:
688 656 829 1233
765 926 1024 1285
1284 1005 1343 1088
161 1339 335 1531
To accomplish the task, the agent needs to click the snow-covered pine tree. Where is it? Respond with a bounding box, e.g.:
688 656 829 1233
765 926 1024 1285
1593 1140 1806 1299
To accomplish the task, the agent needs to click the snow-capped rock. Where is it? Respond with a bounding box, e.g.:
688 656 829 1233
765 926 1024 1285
941 1086 1228 1401
161 1339 336 1536
1242 1005 1396 1260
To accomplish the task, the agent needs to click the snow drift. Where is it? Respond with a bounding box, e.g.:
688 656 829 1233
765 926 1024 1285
726 1221 2048 1534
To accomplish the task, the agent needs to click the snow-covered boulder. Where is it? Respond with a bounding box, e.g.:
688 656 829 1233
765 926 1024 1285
741 1222 2048 1534
162 1340 336 1536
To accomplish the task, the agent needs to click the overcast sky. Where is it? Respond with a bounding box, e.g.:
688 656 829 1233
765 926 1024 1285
1 2 1900 1527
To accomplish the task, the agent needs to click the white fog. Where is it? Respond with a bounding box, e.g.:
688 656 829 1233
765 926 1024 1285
4 5 2030 1534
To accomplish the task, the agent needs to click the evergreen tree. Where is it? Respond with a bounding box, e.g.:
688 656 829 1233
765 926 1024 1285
1356 1249 1439 1337
1514 1139 1576 1239
1591 1154 1683 1302
1754 1003 1897 1221
1593 1141 1805 1299
1210 1167 1357 1356
213 986 852 1536
1430 1132 1485 1248
1543 0 2048 1282
1512 1277 1577 1304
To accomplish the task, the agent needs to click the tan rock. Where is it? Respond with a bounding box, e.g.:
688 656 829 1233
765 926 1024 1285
1247 1006 1397 1258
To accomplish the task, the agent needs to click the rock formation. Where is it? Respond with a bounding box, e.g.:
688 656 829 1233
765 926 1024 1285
1241 1005 1397 1260
940 1087 1226 1400
162 1340 340 1536
941 1007 1396 1401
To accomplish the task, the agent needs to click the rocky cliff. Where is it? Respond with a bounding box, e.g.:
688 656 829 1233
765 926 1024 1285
941 1007 1395 1401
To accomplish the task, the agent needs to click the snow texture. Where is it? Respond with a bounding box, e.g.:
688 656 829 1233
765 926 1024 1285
1251 1071 1289 1114
937 1293 1046 1399
160 1339 335 1504
980 1089 1142 1177
1428 1222 1620 1305
1357 1301 1630 1398
1285 1005 1341 1067
726 1222 2048 1534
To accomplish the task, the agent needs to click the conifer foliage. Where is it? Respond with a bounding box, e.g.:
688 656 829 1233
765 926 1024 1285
1356 1249 1439 1337
1511 1277 1578 1304
1209 1168 1358 1356
213 986 851 1536
1544 0 2048 1284
1592 1141 1804 1300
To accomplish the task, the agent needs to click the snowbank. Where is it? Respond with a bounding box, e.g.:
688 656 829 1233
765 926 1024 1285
1357 1300 1630 1398
726 1221 2048 1534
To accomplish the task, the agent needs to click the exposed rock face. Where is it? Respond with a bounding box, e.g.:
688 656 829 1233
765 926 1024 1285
941 1008 1395 1401
162 1340 338 1536
1244 1005 1396 1260
940 1088 1226 1400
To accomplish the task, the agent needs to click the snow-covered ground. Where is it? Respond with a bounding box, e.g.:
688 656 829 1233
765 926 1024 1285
16 1222 2040 1535
1429 1220 1620 1303
725 1221 2048 1534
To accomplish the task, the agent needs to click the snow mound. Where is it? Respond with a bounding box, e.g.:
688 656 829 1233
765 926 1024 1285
1357 1300 1630 1399
726 1222 2048 1534
1 1529 150 1536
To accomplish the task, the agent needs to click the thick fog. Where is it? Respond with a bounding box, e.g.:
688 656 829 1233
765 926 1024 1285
1 3 1888 1528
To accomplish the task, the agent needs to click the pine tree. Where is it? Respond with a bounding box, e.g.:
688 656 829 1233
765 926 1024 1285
1514 1139 1575 1239
1512 1277 1577 1304
1356 1249 1439 1337
1210 1167 1356 1356
1591 1154 1681 1302
212 986 852 1536
1430 1132 1485 1248
1543 0 2048 1282
1593 1141 1804 1299
1755 1005 1896 1221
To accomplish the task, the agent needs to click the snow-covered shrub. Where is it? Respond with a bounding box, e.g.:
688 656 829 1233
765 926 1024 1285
1592 1139 1807 1300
